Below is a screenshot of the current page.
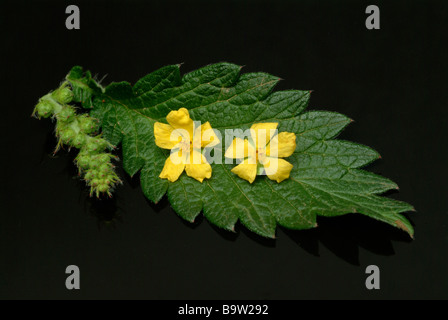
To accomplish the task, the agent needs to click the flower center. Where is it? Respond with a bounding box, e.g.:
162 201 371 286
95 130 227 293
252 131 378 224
180 139 192 153
256 147 266 163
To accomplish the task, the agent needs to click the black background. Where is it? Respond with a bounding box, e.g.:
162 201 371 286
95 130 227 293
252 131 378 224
1 0 447 300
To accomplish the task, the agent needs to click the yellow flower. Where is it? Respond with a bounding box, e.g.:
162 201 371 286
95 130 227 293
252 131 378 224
225 123 296 183
154 108 219 183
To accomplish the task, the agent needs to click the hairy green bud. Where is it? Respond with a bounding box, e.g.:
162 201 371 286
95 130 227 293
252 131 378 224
78 115 98 134
59 127 76 144
89 157 102 168
52 86 73 104
97 154 112 163
35 100 53 118
57 106 76 122
90 178 100 186
84 170 97 181
86 138 109 153
98 163 110 174
96 183 109 193
76 153 91 169
70 133 86 148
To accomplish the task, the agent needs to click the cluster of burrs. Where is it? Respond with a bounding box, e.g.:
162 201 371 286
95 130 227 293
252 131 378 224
33 82 121 197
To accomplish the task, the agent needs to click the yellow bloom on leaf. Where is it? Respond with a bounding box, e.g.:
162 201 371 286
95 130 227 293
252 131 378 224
225 123 296 183
154 108 219 183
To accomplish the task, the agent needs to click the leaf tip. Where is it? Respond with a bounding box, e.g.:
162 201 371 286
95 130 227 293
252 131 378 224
394 219 414 238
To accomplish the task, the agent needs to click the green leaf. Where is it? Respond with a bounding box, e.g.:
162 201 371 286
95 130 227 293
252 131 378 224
69 63 414 238
66 66 104 108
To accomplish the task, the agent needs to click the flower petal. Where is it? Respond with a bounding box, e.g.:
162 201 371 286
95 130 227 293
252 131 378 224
230 158 258 183
250 122 278 148
193 121 220 148
200 122 220 148
159 150 186 182
224 138 255 159
266 132 297 158
185 150 212 183
166 107 194 139
264 158 294 183
154 122 182 149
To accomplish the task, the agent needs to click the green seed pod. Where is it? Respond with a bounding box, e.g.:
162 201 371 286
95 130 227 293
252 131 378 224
35 100 54 118
95 138 109 148
85 140 97 153
92 158 105 169
90 169 100 177
52 87 73 104
90 178 100 186
78 116 98 134
84 169 98 181
98 163 110 174
57 106 76 122
85 138 108 153
55 120 68 133
96 183 109 193
97 154 112 163
84 172 92 181
59 127 76 144
70 133 87 148
76 154 91 169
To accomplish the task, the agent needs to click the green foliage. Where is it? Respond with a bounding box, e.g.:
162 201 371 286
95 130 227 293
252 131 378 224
65 63 413 238
65 66 104 108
